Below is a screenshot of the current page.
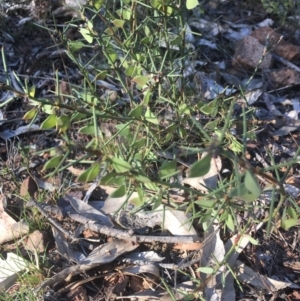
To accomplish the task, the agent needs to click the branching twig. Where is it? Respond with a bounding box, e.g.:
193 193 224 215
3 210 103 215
27 200 200 244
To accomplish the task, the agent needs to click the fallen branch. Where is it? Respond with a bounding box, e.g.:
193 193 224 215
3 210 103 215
27 200 199 244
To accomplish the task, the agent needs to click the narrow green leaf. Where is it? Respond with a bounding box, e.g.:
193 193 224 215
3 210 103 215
23 108 38 120
56 115 70 133
144 182 159 191
229 183 259 202
225 213 235 231
114 123 131 137
143 90 152 105
40 114 57 129
78 125 97 135
189 154 211 178
195 199 216 208
129 105 143 117
287 206 298 219
77 162 101 183
244 171 261 198
111 157 132 173
43 155 63 171
158 160 177 179
248 236 259 246
132 76 148 86
110 184 126 198
197 267 214 274
100 173 125 186
68 41 86 52
144 107 159 124
152 193 162 210
135 173 151 183
79 28 93 43
95 71 107 80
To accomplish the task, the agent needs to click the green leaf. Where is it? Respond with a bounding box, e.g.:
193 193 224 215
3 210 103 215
100 172 125 186
78 125 96 135
144 107 159 124
71 112 87 121
151 0 160 8
132 75 149 86
170 36 182 46
144 182 159 191
189 154 211 178
200 99 218 115
281 218 297 230
132 138 146 148
122 9 132 20
158 160 177 179
111 157 132 173
108 52 118 63
112 19 125 28
186 0 199 10
204 119 219 130
68 41 86 52
130 197 144 207
134 173 151 183
115 123 131 137
248 236 259 246
93 0 104 10
244 171 261 198
77 162 101 183
125 66 135 77
197 267 214 274
225 213 235 231
42 104 55 115
79 28 93 43
41 114 57 129
229 183 259 202
143 90 152 105
110 184 126 198
287 206 298 219
195 199 216 208
129 105 143 117
43 155 63 171
178 103 190 115
152 193 162 210
95 71 107 80
56 115 70 133
23 108 38 120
